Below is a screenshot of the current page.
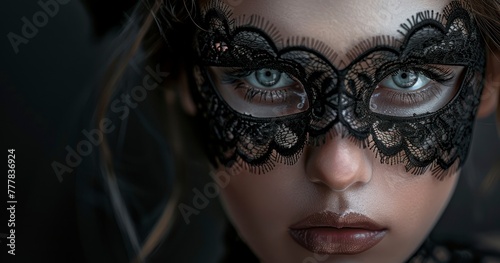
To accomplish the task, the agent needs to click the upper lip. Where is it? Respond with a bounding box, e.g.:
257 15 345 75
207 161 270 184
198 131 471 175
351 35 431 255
290 211 385 230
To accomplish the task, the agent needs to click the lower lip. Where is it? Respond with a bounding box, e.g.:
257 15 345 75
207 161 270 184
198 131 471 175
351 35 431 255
289 228 386 255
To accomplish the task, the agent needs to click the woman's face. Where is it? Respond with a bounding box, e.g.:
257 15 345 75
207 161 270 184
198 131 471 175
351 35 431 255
190 0 485 262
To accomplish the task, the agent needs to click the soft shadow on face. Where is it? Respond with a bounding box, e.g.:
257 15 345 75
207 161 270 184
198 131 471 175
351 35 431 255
203 0 464 262
218 133 459 263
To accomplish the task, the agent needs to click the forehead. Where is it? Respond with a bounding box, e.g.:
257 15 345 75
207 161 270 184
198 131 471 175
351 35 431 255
219 0 451 60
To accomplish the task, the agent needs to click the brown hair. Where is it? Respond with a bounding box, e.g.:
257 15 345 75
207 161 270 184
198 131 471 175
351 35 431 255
95 1 500 262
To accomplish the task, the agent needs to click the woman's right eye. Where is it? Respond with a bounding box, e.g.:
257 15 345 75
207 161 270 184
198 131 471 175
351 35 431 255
246 69 295 88
208 67 310 118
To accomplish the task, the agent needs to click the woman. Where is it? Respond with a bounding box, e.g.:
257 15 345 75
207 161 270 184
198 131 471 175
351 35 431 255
81 0 500 262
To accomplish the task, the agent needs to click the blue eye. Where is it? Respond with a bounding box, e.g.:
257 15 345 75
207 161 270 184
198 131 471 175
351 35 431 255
211 67 309 118
369 65 463 117
380 69 431 91
247 69 296 89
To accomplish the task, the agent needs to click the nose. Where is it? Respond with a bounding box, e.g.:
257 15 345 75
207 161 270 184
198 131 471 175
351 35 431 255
305 132 373 191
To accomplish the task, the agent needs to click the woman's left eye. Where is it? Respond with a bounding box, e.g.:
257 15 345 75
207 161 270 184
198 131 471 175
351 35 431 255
381 69 431 91
369 65 463 117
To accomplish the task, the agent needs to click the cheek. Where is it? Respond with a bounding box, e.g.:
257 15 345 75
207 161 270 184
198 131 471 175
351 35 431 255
368 164 460 259
217 164 315 260
218 166 299 233
386 170 458 231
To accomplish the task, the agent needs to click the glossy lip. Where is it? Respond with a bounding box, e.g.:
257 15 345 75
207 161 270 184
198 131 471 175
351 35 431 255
289 211 387 255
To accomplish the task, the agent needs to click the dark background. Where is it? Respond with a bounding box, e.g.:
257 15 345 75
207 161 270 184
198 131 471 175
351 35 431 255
1 0 499 262
0 1 131 262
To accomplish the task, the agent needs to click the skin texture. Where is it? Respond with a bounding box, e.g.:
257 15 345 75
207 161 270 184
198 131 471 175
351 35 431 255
179 0 500 262
217 138 458 263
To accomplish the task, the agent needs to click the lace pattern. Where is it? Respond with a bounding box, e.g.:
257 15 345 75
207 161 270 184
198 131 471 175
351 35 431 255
191 1 486 176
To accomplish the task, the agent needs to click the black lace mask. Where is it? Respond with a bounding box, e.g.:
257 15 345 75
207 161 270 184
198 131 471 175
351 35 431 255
189 1 486 177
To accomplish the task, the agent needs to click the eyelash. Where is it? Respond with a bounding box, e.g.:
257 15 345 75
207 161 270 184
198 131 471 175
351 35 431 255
383 64 454 84
386 83 443 105
380 65 455 105
217 63 457 111
220 68 290 103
